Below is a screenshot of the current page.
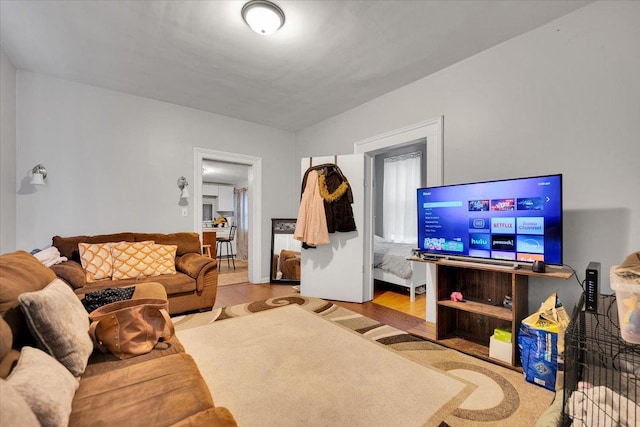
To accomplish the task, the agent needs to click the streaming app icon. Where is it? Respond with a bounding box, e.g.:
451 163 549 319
469 233 491 250
468 200 490 211
516 235 544 254
492 251 516 260
491 235 515 251
469 218 490 233
491 199 515 211
491 217 515 234
516 217 544 235
517 197 544 210
517 253 544 262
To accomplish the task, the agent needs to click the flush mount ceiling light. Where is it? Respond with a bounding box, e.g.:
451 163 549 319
241 0 285 35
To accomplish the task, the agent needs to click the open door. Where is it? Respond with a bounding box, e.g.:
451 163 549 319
298 154 371 303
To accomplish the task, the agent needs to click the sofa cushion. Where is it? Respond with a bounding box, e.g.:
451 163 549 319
0 251 57 348
111 241 157 280
170 407 238 427
19 279 94 377
73 272 197 297
78 242 114 283
83 335 185 377
50 260 86 289
136 232 201 256
7 346 79 427
151 243 178 275
53 233 136 263
0 379 40 427
0 316 11 362
70 353 215 426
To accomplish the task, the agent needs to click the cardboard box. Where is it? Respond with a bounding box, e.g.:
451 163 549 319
489 335 511 364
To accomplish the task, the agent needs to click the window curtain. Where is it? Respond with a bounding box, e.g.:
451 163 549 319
234 187 249 262
383 152 421 243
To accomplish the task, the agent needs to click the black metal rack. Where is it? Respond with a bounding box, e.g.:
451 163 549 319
562 294 640 426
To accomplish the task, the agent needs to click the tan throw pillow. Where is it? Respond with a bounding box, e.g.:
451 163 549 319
111 241 156 280
6 347 79 427
0 379 40 427
18 279 94 377
78 242 114 282
151 244 177 275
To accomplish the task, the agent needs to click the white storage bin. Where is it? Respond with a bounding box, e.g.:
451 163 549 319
489 334 512 363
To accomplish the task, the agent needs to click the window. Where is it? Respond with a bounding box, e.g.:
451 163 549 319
382 152 421 243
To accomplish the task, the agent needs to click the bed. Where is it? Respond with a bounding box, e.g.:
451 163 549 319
373 236 426 302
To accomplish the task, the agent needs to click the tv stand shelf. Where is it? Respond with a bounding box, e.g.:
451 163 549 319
437 298 513 321
413 258 574 369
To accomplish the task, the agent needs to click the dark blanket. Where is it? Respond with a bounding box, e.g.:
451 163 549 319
81 287 136 313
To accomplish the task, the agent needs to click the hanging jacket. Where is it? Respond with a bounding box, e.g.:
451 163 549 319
300 163 357 234
294 170 330 247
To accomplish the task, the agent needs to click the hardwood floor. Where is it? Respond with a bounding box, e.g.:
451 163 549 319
215 281 436 341
217 260 249 286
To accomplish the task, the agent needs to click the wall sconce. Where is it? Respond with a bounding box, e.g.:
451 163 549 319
177 176 191 199
30 164 47 185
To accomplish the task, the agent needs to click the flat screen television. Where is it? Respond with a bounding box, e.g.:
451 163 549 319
416 174 563 265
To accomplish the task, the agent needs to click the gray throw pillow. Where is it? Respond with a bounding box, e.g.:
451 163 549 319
0 378 40 427
19 278 94 377
6 346 79 427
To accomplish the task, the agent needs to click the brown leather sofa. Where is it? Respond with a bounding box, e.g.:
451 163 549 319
278 249 301 281
0 250 236 426
50 232 217 314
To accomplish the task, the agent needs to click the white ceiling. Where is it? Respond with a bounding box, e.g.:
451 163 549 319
0 1 591 131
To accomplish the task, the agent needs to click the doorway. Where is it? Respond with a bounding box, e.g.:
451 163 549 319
371 140 427 315
193 148 263 284
202 160 250 285
354 117 444 322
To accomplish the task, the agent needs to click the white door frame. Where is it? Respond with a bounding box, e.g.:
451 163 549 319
193 148 262 283
353 117 444 310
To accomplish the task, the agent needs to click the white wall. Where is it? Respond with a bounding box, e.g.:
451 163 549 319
295 1 640 312
15 72 297 279
0 49 17 253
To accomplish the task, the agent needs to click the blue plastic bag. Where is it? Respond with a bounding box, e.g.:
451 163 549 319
518 325 558 391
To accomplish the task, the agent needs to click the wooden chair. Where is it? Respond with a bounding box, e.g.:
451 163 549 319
202 244 212 258
216 226 236 270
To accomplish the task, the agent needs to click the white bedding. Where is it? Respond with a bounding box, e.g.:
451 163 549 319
373 239 414 279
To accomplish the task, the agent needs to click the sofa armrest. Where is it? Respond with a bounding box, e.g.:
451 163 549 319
176 254 217 292
50 260 86 289
169 407 237 427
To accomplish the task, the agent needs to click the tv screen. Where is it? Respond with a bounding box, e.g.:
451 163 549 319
417 174 563 265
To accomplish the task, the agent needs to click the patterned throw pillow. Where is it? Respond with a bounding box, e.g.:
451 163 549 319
150 244 177 275
111 241 157 281
78 242 114 283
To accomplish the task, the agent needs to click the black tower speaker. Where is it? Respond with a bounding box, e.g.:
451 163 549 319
585 261 601 312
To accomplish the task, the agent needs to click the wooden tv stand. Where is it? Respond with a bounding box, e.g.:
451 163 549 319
411 258 574 369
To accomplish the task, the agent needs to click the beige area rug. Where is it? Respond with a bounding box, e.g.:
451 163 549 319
174 295 555 427
177 304 470 426
217 260 248 286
